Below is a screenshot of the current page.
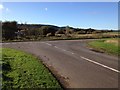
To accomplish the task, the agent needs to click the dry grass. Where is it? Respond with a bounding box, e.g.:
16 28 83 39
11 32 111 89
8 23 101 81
88 38 120 56
105 39 119 46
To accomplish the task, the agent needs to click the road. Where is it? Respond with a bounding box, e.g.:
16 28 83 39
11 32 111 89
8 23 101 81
2 40 119 88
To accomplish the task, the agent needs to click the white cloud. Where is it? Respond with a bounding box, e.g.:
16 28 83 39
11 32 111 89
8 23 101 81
6 8 9 11
0 4 10 13
45 8 48 11
0 4 4 10
6 8 10 12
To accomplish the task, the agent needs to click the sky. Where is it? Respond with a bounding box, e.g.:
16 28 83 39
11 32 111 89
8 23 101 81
0 2 118 30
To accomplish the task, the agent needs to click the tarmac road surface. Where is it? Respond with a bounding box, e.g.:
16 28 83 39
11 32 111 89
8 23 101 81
2 39 119 88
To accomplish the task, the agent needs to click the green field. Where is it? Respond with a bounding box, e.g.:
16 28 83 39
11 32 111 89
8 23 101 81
1 48 62 89
88 38 120 56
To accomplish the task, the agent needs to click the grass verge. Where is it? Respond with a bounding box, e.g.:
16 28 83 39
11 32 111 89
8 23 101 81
1 48 62 89
88 38 120 56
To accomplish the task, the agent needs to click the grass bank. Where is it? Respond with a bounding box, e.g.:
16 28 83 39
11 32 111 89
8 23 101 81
88 38 120 56
1 48 62 89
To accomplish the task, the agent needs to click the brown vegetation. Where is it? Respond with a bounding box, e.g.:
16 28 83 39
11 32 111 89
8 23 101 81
2 21 119 41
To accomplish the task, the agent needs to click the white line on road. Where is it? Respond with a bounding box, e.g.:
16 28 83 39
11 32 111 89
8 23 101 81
43 42 119 73
3 43 17 45
54 45 75 54
11 43 16 44
43 42 75 55
3 41 119 73
54 46 59 49
80 56 120 73
45 42 50 45
65 50 74 55
3 43 9 45
63 49 67 52
48 41 58 43
41 42 52 46
71 52 75 54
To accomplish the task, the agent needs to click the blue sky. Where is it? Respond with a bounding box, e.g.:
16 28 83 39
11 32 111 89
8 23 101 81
1 2 118 30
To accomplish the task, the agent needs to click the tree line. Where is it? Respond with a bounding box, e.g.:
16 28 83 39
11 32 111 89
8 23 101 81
2 21 115 41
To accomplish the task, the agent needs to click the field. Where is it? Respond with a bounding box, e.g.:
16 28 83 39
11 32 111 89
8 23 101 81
1 48 62 89
88 38 120 56
2 31 119 42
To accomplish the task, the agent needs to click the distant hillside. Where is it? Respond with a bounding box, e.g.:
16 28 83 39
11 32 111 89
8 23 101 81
2 21 118 41
17 23 113 34
17 24 60 30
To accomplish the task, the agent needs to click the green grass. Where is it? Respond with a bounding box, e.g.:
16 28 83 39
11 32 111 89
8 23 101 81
88 38 120 56
1 48 62 89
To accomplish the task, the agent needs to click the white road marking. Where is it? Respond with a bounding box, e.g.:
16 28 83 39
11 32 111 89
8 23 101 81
43 42 75 55
46 43 52 46
63 49 66 51
41 42 52 46
3 43 9 45
54 46 59 49
48 41 58 43
3 41 119 73
80 56 120 73
61 49 74 54
71 52 75 54
42 42 119 73
65 50 74 54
